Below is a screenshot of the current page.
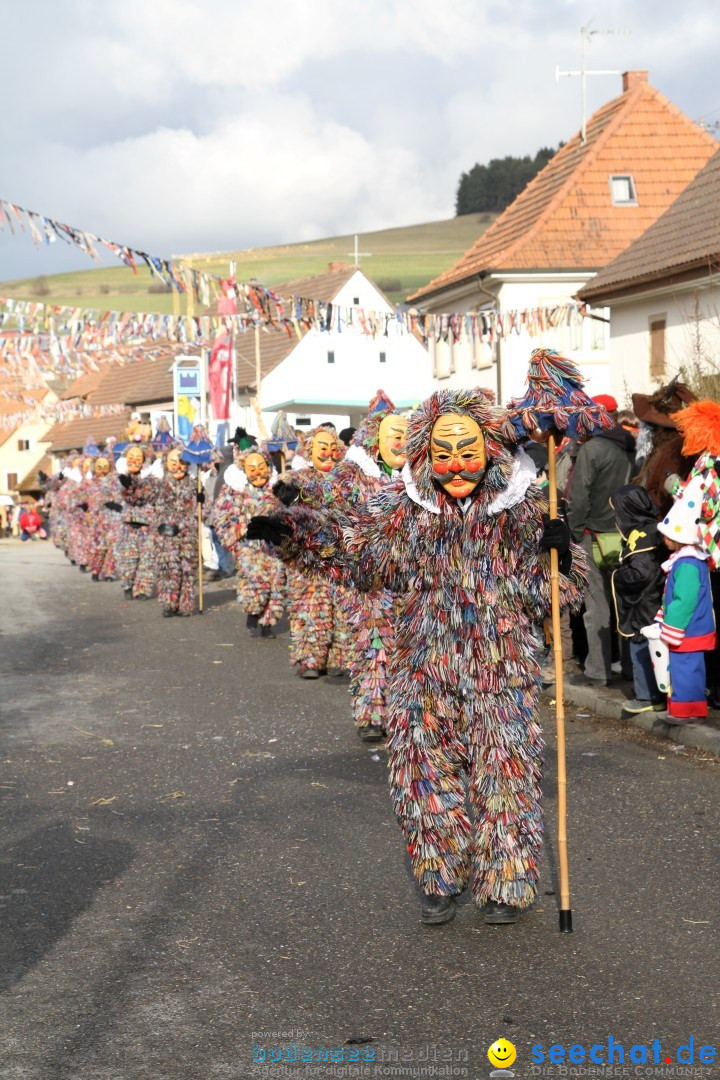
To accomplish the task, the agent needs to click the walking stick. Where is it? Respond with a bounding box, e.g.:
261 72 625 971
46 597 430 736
508 349 613 934
197 469 204 614
546 433 571 932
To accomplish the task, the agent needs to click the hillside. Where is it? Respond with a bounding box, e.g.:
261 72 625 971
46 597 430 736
0 214 494 313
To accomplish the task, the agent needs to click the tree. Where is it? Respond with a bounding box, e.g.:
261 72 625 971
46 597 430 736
455 146 560 216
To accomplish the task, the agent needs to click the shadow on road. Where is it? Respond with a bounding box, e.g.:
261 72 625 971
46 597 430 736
0 822 133 992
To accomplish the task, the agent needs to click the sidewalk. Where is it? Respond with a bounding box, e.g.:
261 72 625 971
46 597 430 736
543 674 720 757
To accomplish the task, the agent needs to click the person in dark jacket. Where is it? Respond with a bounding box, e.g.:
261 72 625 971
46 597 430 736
610 485 667 714
567 395 636 684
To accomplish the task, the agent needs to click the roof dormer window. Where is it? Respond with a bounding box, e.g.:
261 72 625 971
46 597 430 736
610 174 638 206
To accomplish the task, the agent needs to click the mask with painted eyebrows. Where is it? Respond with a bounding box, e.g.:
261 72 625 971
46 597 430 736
126 447 145 475
377 414 408 469
429 412 487 498
311 430 336 472
243 452 269 487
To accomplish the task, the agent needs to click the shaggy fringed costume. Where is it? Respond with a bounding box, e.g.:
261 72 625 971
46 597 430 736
118 471 158 599
87 471 123 580
280 425 351 673
278 393 405 733
211 454 286 627
146 471 199 616
283 391 587 908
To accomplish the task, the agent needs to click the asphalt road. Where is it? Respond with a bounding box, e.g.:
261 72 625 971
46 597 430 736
1 541 718 1080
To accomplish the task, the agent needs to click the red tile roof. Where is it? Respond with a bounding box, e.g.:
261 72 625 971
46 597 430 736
43 412 131 454
578 148 720 300
410 76 718 302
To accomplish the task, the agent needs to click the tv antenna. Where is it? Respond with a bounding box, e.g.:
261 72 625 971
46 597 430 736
556 23 631 142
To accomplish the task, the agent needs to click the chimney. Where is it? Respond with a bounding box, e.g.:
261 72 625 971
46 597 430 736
622 70 649 93
328 261 349 272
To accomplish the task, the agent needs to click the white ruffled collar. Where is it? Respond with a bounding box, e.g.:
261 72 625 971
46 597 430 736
661 545 710 573
401 446 537 517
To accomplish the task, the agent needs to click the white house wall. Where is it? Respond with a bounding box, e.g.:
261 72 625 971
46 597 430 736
0 394 55 499
425 275 610 403
260 270 432 417
607 281 720 404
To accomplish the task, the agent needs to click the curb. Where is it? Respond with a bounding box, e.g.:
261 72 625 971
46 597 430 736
543 679 720 757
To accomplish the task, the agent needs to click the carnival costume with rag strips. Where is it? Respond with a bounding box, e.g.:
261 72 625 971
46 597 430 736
211 452 286 627
278 393 405 734
66 465 94 568
280 391 587 908
87 468 123 581
117 460 158 599
279 426 351 673
140 468 199 616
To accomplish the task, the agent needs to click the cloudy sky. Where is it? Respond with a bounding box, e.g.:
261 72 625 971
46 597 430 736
0 0 718 280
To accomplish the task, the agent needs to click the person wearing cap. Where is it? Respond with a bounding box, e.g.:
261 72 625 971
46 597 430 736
567 393 636 685
655 483 717 722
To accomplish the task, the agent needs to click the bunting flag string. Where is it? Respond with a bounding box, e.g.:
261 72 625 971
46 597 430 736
0 294 590 375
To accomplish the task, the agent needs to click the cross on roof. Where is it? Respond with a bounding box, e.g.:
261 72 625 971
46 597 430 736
346 234 372 267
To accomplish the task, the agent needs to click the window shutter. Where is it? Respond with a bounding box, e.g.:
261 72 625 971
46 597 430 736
649 317 666 378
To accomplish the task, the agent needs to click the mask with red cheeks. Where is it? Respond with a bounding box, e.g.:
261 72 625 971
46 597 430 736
377 414 408 469
126 447 145 476
166 449 188 479
311 431 336 472
243 452 269 488
429 412 487 498
94 457 111 477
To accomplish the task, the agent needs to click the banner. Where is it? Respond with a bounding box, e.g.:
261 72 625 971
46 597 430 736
208 332 233 422
173 357 205 442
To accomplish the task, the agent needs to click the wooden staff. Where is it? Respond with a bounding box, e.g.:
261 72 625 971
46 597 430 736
547 433 572 933
197 469 204 614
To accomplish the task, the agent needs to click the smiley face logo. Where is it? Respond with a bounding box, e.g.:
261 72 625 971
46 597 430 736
487 1039 516 1069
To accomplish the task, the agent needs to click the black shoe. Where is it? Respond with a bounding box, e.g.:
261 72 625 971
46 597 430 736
568 672 609 687
299 666 320 679
79 565 88 573
162 607 176 618
124 588 133 599
420 893 457 926
483 901 521 925
358 724 386 741
246 613 259 630
260 625 276 638
91 572 99 581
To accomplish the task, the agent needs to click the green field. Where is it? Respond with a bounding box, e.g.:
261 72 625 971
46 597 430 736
0 214 494 313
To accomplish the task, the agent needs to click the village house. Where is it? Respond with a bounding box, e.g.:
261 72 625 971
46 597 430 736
408 71 717 402
0 384 57 524
577 148 720 402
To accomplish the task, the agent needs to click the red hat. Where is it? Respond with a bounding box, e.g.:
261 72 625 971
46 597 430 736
592 394 618 412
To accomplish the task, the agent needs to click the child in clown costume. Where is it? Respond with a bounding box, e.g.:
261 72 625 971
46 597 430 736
117 446 158 600
276 424 351 678
251 389 586 925
211 446 286 635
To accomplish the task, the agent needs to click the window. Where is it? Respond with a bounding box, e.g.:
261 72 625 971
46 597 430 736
7 473 18 491
379 351 387 363
295 417 312 427
650 316 666 378
589 305 609 351
610 174 638 205
327 350 335 364
17 438 30 451
353 296 360 306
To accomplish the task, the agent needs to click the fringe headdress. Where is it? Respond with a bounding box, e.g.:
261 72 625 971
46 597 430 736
352 389 399 455
671 400 720 458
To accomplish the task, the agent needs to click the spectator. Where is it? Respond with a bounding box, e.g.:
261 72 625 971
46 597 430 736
19 503 43 541
567 394 636 685
610 485 667 715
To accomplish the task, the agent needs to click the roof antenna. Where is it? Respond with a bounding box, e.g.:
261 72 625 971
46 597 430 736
556 22 631 143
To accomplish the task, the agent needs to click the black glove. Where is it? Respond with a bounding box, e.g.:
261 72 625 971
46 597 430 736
246 515 291 546
79 502 89 511
104 500 122 512
540 514 572 574
197 490 206 505
273 480 300 507
158 523 180 538
119 473 132 489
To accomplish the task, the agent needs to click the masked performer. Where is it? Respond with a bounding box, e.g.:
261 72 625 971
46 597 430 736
280 424 350 678
251 389 585 925
62 455 88 566
211 447 286 636
117 446 157 600
275 392 408 737
151 448 200 617
86 455 123 581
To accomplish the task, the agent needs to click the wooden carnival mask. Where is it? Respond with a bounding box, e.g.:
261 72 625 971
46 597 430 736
243 452 269 488
126 447 145 475
166 449 188 478
311 429 336 472
377 414 408 470
94 456 112 476
430 412 487 498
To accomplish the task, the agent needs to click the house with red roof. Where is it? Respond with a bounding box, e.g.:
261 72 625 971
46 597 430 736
578 148 720 400
408 71 717 400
